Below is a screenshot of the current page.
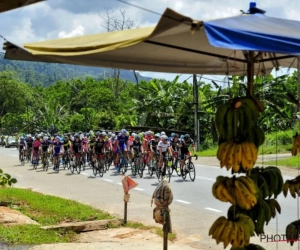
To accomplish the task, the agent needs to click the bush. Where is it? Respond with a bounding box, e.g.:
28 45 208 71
264 130 293 146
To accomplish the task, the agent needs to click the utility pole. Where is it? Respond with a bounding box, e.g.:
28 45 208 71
193 74 199 151
85 93 87 133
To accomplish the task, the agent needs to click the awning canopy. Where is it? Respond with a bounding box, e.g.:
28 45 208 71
3 7 299 75
0 0 44 13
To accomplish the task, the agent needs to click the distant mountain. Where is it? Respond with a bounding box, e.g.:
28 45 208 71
0 54 152 86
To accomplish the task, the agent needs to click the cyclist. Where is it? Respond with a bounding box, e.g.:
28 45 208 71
32 135 42 165
88 134 96 163
170 133 180 154
18 137 27 162
178 134 196 175
26 134 33 159
70 133 82 162
52 136 64 171
116 129 130 171
110 134 118 168
93 133 107 162
157 135 172 175
130 135 144 162
41 136 51 165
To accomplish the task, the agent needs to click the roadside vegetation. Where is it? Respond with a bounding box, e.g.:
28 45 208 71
0 188 112 245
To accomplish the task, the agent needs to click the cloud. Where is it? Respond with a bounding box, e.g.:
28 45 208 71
58 23 85 38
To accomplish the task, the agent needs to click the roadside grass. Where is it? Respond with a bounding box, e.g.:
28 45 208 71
197 144 291 157
263 156 300 168
0 187 113 245
123 221 177 242
0 188 177 245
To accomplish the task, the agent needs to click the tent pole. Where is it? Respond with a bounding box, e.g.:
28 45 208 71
297 57 300 112
193 74 199 151
247 51 255 97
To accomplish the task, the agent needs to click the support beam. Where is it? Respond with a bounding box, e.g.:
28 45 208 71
193 74 199 151
247 51 255 96
298 57 300 111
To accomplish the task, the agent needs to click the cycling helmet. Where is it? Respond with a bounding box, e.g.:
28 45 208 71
111 135 116 140
184 134 190 140
162 135 168 140
28 134 32 137
154 134 160 138
146 131 151 136
121 129 127 134
43 136 48 140
74 133 79 138
102 132 107 136
55 136 60 140
171 133 175 137
20 137 24 140
96 131 100 136
174 133 179 138
135 135 141 141
108 132 112 136
161 131 166 135
131 132 136 137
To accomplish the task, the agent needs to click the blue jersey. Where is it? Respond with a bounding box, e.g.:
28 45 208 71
52 141 63 154
117 135 128 145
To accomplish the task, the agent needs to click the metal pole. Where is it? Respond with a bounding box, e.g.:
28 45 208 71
124 201 127 224
297 57 300 112
163 228 168 250
247 51 255 97
193 74 199 151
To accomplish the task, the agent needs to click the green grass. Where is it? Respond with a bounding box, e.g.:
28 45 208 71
263 156 300 168
0 187 113 245
197 144 291 157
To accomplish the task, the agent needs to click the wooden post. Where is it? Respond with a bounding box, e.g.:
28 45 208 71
124 200 127 224
297 57 300 112
193 74 199 150
247 51 255 97
163 211 169 250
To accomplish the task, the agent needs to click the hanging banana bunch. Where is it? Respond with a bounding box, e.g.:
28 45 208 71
215 97 265 172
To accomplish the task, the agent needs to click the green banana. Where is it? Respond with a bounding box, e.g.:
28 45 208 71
255 207 266 235
215 102 231 139
240 104 253 138
225 108 234 140
265 199 276 218
269 199 281 214
266 169 279 198
286 223 298 246
243 243 266 250
242 98 259 124
237 107 245 139
260 199 272 225
253 125 265 146
261 170 274 198
265 166 283 197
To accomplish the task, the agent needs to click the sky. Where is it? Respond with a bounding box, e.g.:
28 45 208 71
1 0 300 82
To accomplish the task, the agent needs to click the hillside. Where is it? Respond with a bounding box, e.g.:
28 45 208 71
0 54 152 85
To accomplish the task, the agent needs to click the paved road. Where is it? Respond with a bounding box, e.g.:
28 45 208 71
0 147 299 250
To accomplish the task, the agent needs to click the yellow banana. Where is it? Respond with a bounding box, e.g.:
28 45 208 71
212 217 228 244
216 184 229 202
235 186 252 210
209 216 227 236
235 179 257 207
232 143 242 173
241 142 253 171
220 220 232 248
226 142 236 170
229 222 238 248
248 142 258 164
217 142 227 160
220 142 232 168
221 186 235 204
238 176 258 196
236 221 245 248
283 180 290 197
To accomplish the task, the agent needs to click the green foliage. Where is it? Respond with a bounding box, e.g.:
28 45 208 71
0 169 17 187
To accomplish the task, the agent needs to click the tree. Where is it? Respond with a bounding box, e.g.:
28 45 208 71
100 9 135 99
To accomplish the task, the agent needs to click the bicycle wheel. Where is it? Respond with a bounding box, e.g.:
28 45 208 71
168 159 174 175
137 159 143 178
148 160 154 177
45 159 49 171
92 161 98 176
55 163 60 173
121 158 127 174
131 161 136 176
188 162 196 181
99 161 105 177
76 161 81 174
81 156 86 171
70 163 75 174
174 159 181 176
182 164 187 180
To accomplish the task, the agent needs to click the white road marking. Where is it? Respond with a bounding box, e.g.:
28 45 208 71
103 179 113 182
196 176 215 181
9 155 17 158
81 173 89 176
205 207 222 213
134 188 144 191
176 199 191 204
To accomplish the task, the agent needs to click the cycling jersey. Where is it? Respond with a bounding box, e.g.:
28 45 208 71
130 141 143 154
117 135 128 145
26 138 33 148
53 141 63 155
170 138 180 151
72 140 82 153
33 140 41 150
94 139 107 154
179 138 195 159
63 139 71 149
18 141 27 150
150 139 159 153
41 140 51 152
157 141 170 153
89 139 96 149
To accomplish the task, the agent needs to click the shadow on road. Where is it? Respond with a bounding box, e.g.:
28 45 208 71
65 173 74 176
174 179 189 183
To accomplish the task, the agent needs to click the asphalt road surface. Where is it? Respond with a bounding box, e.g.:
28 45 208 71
0 147 299 250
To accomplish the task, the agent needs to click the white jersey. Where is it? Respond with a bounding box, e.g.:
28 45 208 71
157 141 170 153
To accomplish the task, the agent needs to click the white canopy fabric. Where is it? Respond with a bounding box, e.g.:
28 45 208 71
3 8 297 75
